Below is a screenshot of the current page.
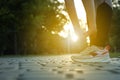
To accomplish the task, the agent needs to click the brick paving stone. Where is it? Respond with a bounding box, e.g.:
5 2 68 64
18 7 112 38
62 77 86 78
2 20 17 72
0 54 120 80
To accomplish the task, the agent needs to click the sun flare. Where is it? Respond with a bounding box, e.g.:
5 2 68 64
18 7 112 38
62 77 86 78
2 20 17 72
58 23 78 42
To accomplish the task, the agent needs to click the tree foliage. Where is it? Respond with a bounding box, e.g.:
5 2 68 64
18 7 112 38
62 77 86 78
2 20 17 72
0 0 67 55
110 0 120 52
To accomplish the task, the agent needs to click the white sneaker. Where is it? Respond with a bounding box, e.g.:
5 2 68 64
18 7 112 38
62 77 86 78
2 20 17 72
71 46 111 62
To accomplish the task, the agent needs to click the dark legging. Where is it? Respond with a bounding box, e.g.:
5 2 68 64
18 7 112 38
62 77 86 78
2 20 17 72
90 2 113 47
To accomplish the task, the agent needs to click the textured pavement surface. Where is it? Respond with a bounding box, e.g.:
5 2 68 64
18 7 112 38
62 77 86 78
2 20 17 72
0 54 120 80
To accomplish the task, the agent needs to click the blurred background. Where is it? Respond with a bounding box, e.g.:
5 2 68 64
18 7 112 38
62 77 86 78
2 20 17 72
0 0 120 56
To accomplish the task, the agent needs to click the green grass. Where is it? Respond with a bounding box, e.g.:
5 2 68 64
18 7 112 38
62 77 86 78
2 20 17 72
110 52 120 58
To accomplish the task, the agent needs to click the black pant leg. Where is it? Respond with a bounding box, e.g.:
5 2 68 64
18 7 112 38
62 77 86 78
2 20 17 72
90 2 112 47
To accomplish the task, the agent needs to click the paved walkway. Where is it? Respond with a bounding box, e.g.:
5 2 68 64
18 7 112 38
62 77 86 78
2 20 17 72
0 55 120 80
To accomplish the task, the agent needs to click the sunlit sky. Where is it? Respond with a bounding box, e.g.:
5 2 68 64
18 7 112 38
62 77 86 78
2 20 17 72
55 0 89 43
